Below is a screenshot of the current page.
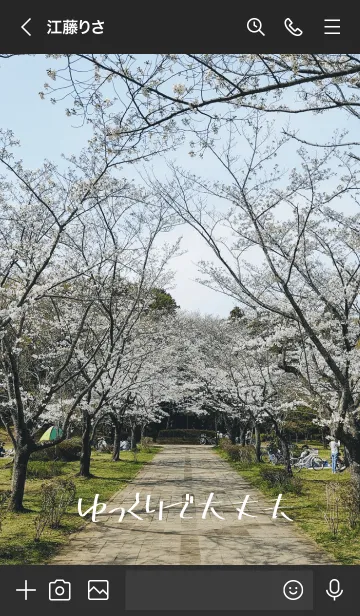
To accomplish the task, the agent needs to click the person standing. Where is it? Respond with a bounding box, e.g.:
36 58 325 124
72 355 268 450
329 437 340 473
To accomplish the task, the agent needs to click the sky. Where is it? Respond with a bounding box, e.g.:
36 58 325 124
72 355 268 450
0 55 357 316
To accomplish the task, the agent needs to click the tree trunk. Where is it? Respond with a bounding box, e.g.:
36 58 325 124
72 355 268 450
230 422 237 444
350 461 360 504
141 424 145 440
280 438 293 476
344 436 360 509
239 427 246 447
254 423 261 463
112 418 122 462
341 411 360 506
130 425 136 450
9 444 31 512
269 416 293 476
79 411 92 477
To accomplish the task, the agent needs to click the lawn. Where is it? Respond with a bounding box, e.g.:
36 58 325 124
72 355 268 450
0 433 160 565
217 441 360 565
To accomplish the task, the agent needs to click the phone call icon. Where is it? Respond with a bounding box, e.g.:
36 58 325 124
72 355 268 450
284 18 303 36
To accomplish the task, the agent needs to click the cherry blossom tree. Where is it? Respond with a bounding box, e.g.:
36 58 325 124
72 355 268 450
33 55 360 152
76 301 178 474
0 124 179 508
154 113 360 492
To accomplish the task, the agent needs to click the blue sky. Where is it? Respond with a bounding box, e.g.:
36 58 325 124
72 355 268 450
0 55 357 316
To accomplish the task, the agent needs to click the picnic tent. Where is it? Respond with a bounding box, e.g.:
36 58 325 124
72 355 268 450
39 426 63 442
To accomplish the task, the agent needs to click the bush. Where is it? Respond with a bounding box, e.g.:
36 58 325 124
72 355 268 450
31 438 82 462
324 481 342 536
157 429 216 444
259 467 303 495
220 441 257 467
341 482 360 530
132 448 139 463
139 437 153 452
218 438 232 450
27 461 65 480
223 443 240 460
0 490 11 532
34 478 76 540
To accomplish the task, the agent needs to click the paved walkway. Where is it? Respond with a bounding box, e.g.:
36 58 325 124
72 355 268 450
51 445 333 565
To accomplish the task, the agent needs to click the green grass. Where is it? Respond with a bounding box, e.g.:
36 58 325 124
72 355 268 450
216 441 360 565
0 443 160 564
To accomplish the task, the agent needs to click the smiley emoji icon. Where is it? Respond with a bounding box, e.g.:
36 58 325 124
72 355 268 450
283 580 304 601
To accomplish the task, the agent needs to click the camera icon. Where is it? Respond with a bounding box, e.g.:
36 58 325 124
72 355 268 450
49 579 71 601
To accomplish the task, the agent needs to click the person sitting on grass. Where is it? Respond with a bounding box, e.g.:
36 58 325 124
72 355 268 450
300 445 310 459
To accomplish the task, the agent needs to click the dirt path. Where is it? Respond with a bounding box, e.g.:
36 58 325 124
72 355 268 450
51 445 333 565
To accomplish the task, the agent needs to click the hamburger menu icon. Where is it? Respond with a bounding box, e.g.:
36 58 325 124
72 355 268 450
88 580 109 601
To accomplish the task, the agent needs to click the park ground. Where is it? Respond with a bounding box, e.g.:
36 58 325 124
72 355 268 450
0 428 159 565
0 432 359 565
217 442 360 565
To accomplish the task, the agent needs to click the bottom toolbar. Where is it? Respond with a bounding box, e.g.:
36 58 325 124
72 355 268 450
1 565 358 614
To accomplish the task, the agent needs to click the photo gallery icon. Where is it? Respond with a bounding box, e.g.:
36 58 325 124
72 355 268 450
88 580 109 601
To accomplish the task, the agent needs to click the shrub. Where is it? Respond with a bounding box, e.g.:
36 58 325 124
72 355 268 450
139 437 153 452
34 510 48 542
220 441 257 467
259 467 303 495
31 438 82 462
27 461 65 480
0 490 11 532
34 478 76 540
239 445 257 465
228 445 242 461
218 438 232 450
157 429 216 444
324 482 342 536
341 482 360 530
132 448 139 463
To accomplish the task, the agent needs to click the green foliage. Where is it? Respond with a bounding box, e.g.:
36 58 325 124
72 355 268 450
219 440 257 466
158 429 216 443
31 438 82 462
259 467 303 495
229 306 244 320
149 288 179 314
27 461 65 480
283 406 320 438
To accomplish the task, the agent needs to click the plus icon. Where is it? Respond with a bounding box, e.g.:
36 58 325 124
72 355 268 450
16 580 36 600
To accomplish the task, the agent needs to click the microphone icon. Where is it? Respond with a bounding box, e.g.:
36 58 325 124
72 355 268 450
326 579 343 601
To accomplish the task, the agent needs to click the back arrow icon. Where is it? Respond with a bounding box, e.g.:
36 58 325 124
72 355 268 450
21 18 31 36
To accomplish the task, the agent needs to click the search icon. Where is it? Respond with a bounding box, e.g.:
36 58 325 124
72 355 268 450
247 17 265 36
